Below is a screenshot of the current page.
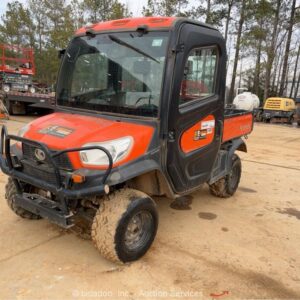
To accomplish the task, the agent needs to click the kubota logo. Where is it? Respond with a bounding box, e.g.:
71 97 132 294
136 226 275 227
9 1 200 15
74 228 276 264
240 124 251 131
34 148 46 161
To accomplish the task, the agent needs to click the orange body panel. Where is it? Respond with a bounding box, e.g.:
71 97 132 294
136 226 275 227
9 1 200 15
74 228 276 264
222 114 253 143
24 112 154 169
76 17 176 35
180 115 215 153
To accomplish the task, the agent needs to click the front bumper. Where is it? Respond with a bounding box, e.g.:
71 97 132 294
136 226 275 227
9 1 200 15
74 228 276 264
0 125 113 227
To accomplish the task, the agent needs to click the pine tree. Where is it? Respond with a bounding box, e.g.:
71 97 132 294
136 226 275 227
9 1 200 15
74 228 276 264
82 0 131 23
279 0 297 96
0 1 34 46
228 0 247 103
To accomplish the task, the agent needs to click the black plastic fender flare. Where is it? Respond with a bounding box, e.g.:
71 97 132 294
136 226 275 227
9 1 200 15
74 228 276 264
226 138 247 170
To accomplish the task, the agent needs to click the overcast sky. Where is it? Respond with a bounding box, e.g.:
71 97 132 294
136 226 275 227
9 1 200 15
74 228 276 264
0 0 148 17
0 0 26 16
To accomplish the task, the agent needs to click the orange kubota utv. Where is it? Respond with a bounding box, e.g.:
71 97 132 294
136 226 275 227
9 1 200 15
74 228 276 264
0 17 253 263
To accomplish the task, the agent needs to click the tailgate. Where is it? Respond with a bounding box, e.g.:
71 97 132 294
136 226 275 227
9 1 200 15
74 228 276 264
222 110 253 143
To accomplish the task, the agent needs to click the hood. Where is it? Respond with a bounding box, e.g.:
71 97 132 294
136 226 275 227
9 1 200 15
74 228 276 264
24 112 155 168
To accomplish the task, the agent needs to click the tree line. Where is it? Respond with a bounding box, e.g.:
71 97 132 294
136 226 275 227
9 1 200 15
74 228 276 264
0 0 131 86
0 0 299 102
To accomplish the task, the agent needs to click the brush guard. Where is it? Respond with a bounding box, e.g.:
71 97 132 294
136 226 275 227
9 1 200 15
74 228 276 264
0 125 113 228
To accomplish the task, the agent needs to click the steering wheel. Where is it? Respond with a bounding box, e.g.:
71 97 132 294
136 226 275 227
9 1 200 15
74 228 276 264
135 96 151 106
136 103 158 111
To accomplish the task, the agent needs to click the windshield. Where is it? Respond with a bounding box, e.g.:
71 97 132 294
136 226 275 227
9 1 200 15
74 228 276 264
56 31 169 117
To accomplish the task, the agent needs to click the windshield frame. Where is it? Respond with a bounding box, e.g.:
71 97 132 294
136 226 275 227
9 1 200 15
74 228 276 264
55 30 171 120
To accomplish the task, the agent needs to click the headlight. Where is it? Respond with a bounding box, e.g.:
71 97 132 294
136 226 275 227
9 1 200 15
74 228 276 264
80 137 133 166
18 124 30 137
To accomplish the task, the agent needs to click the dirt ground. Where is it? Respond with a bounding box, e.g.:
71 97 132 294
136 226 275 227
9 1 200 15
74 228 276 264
0 116 300 300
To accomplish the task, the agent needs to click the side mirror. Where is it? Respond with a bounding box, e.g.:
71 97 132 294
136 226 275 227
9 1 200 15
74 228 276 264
58 49 66 59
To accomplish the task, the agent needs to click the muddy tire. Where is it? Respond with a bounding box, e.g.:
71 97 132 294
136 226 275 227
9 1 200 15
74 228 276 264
209 154 241 198
91 188 158 263
5 177 41 220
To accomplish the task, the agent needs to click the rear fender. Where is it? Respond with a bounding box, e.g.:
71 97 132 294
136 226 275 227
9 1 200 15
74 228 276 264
227 138 247 169
208 138 246 184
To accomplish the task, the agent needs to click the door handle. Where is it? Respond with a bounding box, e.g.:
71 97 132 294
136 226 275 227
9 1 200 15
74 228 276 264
168 130 175 142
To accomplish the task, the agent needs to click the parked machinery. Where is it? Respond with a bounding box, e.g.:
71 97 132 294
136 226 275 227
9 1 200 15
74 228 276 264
0 44 36 94
261 97 296 124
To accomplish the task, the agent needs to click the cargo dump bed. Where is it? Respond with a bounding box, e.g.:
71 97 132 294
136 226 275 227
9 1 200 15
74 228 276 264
222 109 253 143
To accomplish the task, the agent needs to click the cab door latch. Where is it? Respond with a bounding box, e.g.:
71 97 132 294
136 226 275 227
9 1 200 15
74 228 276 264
172 43 185 53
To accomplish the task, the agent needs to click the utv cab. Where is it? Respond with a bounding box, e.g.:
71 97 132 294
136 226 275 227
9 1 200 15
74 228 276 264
0 17 253 263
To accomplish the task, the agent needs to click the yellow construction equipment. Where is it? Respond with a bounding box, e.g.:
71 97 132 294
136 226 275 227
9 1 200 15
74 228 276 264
262 97 295 123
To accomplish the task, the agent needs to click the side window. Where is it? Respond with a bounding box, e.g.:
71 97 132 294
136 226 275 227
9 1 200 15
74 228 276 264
180 47 218 105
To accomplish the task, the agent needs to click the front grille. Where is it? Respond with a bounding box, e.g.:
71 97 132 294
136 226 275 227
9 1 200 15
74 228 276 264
22 161 66 186
22 144 73 170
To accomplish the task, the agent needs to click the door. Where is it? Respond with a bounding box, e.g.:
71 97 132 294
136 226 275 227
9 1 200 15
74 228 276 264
166 23 226 193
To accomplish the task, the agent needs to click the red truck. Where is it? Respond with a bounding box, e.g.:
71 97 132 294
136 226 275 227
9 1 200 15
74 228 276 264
0 17 253 263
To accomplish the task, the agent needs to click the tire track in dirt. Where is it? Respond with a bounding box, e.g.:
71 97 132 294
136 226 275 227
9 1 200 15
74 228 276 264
0 234 64 264
155 240 300 299
243 159 300 171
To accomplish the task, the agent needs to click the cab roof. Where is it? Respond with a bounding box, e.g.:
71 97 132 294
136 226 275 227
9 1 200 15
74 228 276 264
76 17 177 35
75 16 217 36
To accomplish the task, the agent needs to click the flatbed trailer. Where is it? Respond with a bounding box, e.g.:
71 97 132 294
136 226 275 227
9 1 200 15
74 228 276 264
1 91 54 115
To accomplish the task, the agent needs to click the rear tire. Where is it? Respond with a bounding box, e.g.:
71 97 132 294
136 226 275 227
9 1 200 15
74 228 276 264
209 154 241 198
288 116 294 125
5 177 41 220
91 188 158 263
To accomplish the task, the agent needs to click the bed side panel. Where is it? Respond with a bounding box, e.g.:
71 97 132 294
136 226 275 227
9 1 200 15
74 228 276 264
222 113 253 143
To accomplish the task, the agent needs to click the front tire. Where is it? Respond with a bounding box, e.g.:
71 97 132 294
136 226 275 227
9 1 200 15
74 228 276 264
5 177 41 220
209 154 241 198
91 189 158 263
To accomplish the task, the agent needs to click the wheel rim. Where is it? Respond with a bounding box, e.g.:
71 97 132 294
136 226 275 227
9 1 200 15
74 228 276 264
229 162 240 190
124 211 153 251
3 85 10 92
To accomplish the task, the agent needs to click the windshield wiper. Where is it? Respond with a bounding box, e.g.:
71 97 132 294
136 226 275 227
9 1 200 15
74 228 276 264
108 34 159 64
